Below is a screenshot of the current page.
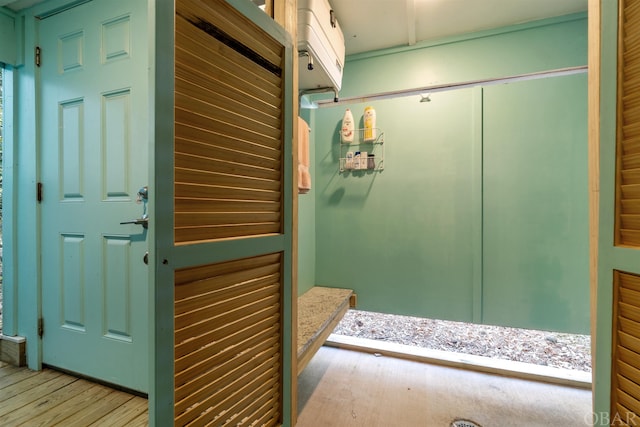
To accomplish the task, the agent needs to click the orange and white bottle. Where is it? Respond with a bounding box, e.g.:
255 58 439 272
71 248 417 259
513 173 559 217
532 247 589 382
363 106 376 142
341 108 355 143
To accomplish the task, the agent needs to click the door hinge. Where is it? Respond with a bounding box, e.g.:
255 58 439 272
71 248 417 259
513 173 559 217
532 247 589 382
37 182 43 203
35 46 41 67
38 318 44 338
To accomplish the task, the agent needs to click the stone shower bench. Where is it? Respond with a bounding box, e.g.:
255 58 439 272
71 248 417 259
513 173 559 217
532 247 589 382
297 286 354 375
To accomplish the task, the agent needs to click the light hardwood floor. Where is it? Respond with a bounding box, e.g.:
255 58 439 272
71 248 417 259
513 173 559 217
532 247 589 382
0 361 148 426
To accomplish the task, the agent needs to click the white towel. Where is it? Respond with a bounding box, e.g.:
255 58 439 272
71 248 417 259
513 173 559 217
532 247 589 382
298 117 311 194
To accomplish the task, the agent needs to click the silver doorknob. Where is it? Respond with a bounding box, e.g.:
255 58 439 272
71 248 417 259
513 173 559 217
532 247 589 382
120 215 149 229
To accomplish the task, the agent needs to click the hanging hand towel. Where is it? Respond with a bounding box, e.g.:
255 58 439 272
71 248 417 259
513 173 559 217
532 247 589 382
298 117 311 194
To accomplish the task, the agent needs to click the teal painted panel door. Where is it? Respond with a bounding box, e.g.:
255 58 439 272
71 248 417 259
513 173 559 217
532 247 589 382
39 0 149 392
482 74 589 334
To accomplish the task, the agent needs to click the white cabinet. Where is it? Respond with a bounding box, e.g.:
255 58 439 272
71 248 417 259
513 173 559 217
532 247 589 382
339 129 384 173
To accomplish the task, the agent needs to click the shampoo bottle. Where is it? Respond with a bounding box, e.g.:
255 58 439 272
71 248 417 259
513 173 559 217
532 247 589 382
341 109 355 143
363 106 376 142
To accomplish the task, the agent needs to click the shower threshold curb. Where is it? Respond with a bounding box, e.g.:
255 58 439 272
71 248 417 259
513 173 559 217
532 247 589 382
325 333 592 390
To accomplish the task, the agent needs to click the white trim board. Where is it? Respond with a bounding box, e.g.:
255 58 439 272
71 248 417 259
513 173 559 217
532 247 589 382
325 334 592 390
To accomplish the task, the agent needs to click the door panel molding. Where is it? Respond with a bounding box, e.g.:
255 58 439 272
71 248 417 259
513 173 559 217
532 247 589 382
38 0 149 392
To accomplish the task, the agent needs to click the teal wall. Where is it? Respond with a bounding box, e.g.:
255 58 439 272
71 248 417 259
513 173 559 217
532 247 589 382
304 14 590 334
4 9 40 367
482 75 589 333
338 14 587 99
314 89 479 322
0 9 17 66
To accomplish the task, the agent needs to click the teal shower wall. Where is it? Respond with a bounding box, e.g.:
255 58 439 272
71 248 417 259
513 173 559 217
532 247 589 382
482 74 589 333
305 14 589 333
314 89 479 322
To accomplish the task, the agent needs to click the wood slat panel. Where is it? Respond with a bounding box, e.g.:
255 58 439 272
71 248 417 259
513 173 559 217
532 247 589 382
175 321 279 380
175 153 281 182
176 351 280 426
176 0 282 66
175 252 281 285
175 14 282 90
613 270 640 420
175 0 284 246
175 263 279 303
175 167 282 191
627 1 640 21
623 44 640 62
175 323 279 397
623 65 640 85
620 301 640 324
621 229 640 245
621 271 640 291
176 351 280 422
174 75 280 130
219 377 280 426
621 72 640 89
175 288 280 342
622 199 640 215
621 287 640 308
176 210 281 228
173 252 283 426
614 403 636 427
618 359 640 387
175 168 280 192
175 183 280 202
623 123 640 140
618 337 640 362
619 331 640 355
621 184 640 200
175 198 280 214
619 375 640 410
618 389 640 419
621 214 640 232
175 135 280 170
623 155 640 172
175 223 281 243
175 123 280 160
173 1 285 424
175 108 281 152
188 368 279 426
617 0 640 246
252 403 281 427
175 91 281 141
174 38 281 111
622 168 640 184
623 46 640 65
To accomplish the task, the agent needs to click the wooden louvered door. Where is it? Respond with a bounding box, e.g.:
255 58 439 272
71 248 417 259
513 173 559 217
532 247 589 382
612 272 640 423
616 1 640 246
611 0 640 423
152 0 294 424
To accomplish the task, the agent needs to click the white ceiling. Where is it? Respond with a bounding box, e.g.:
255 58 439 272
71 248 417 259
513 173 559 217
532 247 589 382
2 0 588 56
331 0 588 55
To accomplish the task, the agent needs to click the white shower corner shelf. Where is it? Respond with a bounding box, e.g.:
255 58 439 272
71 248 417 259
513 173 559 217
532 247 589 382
338 128 385 174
